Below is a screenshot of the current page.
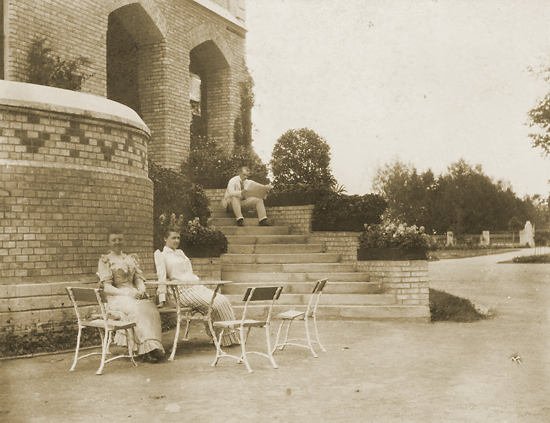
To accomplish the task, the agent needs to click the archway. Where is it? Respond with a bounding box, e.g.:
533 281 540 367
106 3 165 117
189 40 231 150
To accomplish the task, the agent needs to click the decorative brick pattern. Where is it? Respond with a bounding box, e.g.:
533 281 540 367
0 94 153 335
4 0 248 169
309 232 360 262
357 260 430 307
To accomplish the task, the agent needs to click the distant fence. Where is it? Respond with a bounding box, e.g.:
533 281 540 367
431 232 522 248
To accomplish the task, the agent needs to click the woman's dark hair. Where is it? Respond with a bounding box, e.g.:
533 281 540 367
107 226 124 239
163 226 181 240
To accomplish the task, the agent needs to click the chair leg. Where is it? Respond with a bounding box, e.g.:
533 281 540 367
281 319 293 351
182 318 191 341
304 317 318 358
272 320 285 353
126 329 137 367
96 329 111 375
313 314 326 352
239 326 253 373
70 326 83 371
211 329 225 367
169 314 182 362
264 324 278 369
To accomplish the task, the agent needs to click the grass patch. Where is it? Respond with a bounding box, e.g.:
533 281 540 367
429 289 487 322
512 254 550 263
432 248 519 260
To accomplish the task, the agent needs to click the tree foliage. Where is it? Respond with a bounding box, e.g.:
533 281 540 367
373 158 546 234
270 128 336 191
27 38 91 91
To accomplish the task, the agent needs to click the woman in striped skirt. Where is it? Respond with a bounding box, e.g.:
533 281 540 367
154 228 240 347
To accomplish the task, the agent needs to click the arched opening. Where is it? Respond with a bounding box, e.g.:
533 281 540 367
106 3 164 116
189 40 231 149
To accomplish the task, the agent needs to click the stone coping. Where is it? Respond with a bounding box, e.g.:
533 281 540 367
0 80 150 135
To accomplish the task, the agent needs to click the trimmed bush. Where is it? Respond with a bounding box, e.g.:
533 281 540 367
312 192 387 232
180 218 228 258
429 289 487 322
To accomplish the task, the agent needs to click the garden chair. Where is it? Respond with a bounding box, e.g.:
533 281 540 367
157 284 210 361
272 278 328 358
66 287 137 375
211 286 283 373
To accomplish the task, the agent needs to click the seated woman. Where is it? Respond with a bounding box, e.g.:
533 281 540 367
97 228 165 363
154 228 240 347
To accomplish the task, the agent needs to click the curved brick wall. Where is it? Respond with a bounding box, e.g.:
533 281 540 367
0 81 154 284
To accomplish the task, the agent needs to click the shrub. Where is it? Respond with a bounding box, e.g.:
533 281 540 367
359 220 435 252
512 254 550 263
270 128 336 191
27 38 91 90
429 289 487 322
312 192 387 232
149 162 210 250
180 217 227 258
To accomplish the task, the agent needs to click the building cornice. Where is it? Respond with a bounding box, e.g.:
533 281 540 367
191 0 246 30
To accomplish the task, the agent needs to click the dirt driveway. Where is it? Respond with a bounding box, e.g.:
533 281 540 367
1 249 549 422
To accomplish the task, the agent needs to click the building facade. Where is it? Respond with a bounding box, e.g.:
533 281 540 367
1 0 248 167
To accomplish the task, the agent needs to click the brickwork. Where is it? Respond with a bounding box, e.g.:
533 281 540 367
264 205 314 234
357 260 430 307
4 0 248 168
0 85 154 334
309 232 360 262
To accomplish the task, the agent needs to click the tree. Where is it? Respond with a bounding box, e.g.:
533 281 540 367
372 160 436 231
508 216 523 244
270 128 336 191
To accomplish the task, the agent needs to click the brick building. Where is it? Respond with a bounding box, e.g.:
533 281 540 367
0 0 248 167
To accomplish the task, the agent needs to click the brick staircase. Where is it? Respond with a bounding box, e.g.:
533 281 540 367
209 204 422 320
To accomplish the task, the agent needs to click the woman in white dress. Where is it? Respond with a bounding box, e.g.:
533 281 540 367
97 228 165 362
154 229 240 347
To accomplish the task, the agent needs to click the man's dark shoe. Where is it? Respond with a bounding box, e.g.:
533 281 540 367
236 218 244 226
259 218 272 226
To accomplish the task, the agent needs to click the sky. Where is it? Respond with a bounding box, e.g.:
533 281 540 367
245 0 550 197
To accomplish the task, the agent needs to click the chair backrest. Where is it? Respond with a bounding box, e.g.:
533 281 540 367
306 279 328 317
241 286 283 324
66 287 107 325
243 286 282 302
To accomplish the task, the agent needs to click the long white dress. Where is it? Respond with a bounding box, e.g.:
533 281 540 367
154 246 239 346
97 253 164 355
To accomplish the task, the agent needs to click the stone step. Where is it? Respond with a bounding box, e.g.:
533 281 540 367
221 263 356 273
227 244 326 254
233 304 430 321
217 226 290 235
221 271 370 283
226 235 310 245
222 281 383 295
210 217 269 226
221 253 340 264
227 293 396 306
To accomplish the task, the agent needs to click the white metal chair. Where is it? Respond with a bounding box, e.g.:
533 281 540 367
211 286 283 373
272 279 328 358
158 285 210 361
66 287 137 375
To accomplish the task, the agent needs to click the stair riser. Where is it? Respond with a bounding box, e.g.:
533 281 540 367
232 305 430 321
227 294 395 306
221 253 341 264
210 217 270 226
226 235 309 245
221 272 370 283
227 244 325 254
221 264 356 273
222 282 383 295
217 226 290 235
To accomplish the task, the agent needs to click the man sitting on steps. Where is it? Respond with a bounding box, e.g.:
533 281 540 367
222 166 273 226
